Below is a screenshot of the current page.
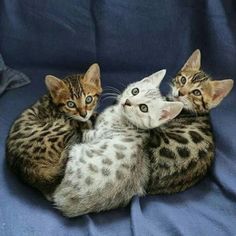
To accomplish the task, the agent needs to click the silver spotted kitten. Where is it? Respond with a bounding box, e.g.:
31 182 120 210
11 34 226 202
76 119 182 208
53 70 183 217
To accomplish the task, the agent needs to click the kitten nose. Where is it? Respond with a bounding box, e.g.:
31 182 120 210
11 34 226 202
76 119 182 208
178 91 184 96
80 111 87 118
124 99 131 106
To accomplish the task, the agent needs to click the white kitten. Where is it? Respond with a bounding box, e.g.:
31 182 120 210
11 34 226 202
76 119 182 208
53 70 183 217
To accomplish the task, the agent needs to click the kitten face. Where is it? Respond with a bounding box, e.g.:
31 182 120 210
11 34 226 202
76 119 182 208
171 49 234 113
118 70 183 129
45 64 102 121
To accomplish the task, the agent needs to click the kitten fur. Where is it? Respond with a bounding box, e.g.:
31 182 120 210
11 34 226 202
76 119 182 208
53 70 183 217
6 64 102 198
147 50 234 194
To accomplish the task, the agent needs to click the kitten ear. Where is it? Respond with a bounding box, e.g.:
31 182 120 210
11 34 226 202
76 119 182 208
209 79 234 109
181 49 201 71
159 101 184 124
84 63 102 93
142 69 166 87
45 75 67 99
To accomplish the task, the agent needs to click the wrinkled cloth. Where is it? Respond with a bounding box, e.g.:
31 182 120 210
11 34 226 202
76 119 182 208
0 54 30 96
0 1 236 236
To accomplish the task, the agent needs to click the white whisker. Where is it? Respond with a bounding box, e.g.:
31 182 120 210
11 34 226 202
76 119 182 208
101 92 119 97
101 96 117 102
103 89 119 94
104 86 121 95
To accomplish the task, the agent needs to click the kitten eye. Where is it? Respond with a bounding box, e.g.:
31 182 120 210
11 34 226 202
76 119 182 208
192 89 201 96
139 104 148 113
180 76 186 84
67 101 76 108
131 88 139 96
85 96 93 104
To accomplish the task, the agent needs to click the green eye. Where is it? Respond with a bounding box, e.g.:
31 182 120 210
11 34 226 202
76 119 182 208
67 101 76 108
131 88 139 96
139 104 148 113
192 89 201 96
180 76 186 84
85 96 93 104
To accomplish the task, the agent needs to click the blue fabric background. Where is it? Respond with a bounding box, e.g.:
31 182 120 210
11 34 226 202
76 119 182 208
0 54 30 95
0 0 236 235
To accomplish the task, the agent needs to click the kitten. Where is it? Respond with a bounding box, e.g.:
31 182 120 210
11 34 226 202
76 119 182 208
52 70 183 217
147 50 234 194
6 64 102 198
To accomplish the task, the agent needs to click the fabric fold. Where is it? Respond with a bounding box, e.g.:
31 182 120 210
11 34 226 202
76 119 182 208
0 54 31 96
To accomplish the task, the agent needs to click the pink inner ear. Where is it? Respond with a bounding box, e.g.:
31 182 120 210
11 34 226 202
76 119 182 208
159 110 170 121
212 89 223 101
212 93 219 101
52 83 61 91
47 78 63 91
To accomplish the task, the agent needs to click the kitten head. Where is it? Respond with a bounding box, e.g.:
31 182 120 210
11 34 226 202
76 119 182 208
118 70 183 129
171 49 234 113
45 63 102 121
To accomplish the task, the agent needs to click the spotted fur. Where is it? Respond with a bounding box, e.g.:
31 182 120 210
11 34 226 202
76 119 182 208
147 50 234 194
53 70 183 217
6 64 102 198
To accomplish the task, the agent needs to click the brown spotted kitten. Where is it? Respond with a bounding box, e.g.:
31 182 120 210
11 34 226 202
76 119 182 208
6 63 102 198
147 50 234 194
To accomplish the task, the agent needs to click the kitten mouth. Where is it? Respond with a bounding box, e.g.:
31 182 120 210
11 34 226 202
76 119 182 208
71 115 89 122
121 103 129 111
121 104 126 112
79 117 88 121
172 95 180 101
120 103 129 116
119 100 126 108
175 96 186 105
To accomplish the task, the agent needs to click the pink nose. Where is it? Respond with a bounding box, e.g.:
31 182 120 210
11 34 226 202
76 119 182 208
124 99 131 106
80 111 87 118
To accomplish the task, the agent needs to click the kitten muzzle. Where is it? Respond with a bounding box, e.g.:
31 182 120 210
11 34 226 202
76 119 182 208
123 99 132 107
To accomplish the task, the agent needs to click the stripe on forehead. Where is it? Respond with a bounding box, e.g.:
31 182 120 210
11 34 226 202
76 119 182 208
145 89 161 99
191 71 209 83
65 74 84 98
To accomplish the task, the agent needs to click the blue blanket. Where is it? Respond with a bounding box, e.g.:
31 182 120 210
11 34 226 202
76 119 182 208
0 54 30 95
0 1 236 235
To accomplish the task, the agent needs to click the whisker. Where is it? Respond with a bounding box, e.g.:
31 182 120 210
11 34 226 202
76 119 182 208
102 93 119 96
106 85 121 91
101 97 117 102
104 86 121 94
101 95 117 99
101 97 118 101
103 88 119 93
